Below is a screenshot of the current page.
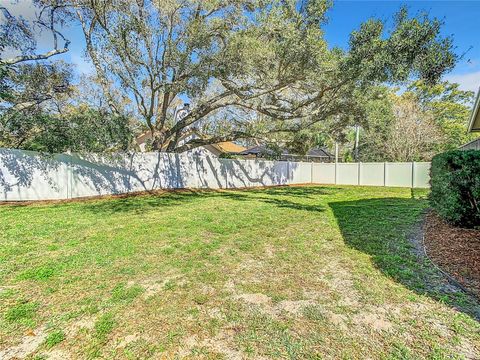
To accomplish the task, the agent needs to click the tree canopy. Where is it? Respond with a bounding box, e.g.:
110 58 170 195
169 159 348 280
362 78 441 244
0 0 469 155
344 80 476 162
68 0 458 152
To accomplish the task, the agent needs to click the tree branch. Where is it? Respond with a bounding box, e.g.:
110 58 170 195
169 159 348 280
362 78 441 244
1 45 70 66
173 131 251 153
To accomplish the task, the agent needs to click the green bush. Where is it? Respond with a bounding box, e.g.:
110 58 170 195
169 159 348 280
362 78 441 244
429 150 480 228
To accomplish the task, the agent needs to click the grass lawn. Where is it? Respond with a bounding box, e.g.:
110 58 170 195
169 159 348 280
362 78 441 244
0 185 479 359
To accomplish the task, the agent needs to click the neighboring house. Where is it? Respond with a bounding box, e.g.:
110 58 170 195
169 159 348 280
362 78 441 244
203 141 247 157
459 88 480 150
135 130 246 156
238 145 335 162
460 137 480 150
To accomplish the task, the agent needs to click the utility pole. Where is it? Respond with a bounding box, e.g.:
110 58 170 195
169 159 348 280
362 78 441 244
354 124 360 162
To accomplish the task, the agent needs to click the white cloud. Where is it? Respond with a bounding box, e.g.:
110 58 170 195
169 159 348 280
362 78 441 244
444 71 480 93
2 0 37 21
1 0 66 51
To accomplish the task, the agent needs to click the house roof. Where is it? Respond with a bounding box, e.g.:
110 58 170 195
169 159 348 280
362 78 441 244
212 141 247 154
459 137 480 150
238 145 289 156
468 87 480 132
135 131 246 154
306 148 334 158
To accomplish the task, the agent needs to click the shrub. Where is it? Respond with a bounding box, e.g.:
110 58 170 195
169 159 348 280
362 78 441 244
429 150 480 228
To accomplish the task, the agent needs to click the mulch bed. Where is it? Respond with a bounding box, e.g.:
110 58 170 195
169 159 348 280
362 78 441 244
424 211 480 297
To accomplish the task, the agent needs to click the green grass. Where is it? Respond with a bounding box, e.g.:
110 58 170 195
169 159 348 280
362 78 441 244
94 313 116 341
0 186 479 359
43 330 65 349
4 301 38 325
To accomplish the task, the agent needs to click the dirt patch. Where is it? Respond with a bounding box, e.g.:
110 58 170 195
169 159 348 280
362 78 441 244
116 334 140 349
0 326 47 359
178 329 246 359
235 293 317 318
66 316 96 337
326 312 348 331
206 307 225 319
224 279 236 293
127 274 184 300
264 245 276 258
424 212 480 296
277 300 316 315
456 339 479 360
235 293 271 306
44 348 73 360
139 280 167 299
320 263 361 308
353 312 393 332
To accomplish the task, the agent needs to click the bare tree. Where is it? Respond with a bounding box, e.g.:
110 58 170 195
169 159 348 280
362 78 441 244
386 97 444 162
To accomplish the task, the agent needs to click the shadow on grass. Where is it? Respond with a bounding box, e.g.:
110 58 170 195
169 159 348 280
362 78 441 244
81 186 331 215
329 197 480 320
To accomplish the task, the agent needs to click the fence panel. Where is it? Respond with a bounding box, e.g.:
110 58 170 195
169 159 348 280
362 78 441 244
359 162 385 186
336 163 359 185
288 161 312 184
385 162 413 188
180 153 225 189
0 148 432 201
0 149 69 201
413 162 431 188
312 163 335 184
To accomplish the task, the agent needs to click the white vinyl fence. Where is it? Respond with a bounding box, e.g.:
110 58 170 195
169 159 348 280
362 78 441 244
312 162 431 188
0 148 430 201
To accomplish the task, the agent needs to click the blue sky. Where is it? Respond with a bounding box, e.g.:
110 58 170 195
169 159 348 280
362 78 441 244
4 0 480 92
322 0 480 91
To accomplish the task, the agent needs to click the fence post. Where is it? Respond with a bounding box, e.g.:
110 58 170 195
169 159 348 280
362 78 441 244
334 142 339 185
310 161 313 184
357 162 361 186
225 159 228 189
66 152 72 200
411 162 415 189
69 156 72 199
383 162 386 187
287 160 290 185
334 161 338 185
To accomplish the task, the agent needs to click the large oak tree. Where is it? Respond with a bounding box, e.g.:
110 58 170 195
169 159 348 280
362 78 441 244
38 1 460 152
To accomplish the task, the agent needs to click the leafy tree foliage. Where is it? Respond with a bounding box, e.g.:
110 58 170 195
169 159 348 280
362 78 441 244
0 1 464 154
2 61 73 112
67 0 457 152
406 80 477 150
353 81 477 162
0 2 136 153
0 1 71 100
0 2 70 66
0 106 133 153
